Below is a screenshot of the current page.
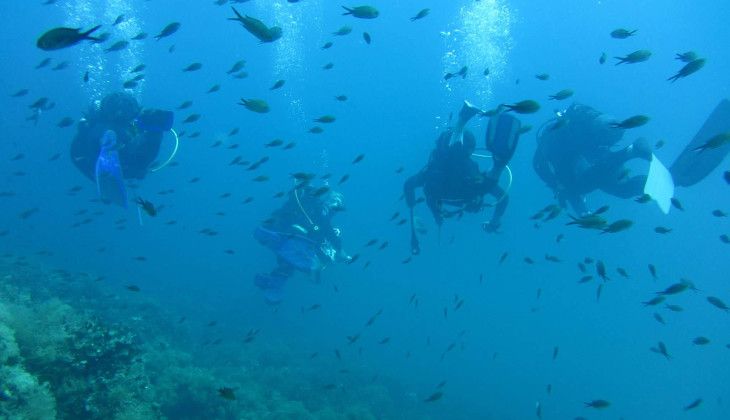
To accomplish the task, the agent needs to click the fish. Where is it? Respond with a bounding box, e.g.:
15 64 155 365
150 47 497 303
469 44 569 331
648 264 657 279
671 197 684 211
182 62 202 72
36 58 52 69
125 285 140 292
665 304 683 312
584 399 610 409
239 98 270 113
104 40 129 53
362 32 372 44
610 28 637 39
321 41 333 49
650 341 671 360
338 174 349 185
599 52 607 64
177 100 193 110
706 296 729 312
548 89 574 100
10 89 29 97
411 8 430 21
342 5 379 19
653 312 665 325
265 139 284 147
692 132 730 152
693 336 710 345
684 398 702 411
322 62 334 70
155 22 181 40
309 126 324 134
424 391 443 402
207 84 221 94
616 267 629 278
635 193 652 203
352 154 364 164
315 115 336 123
333 26 352 36
131 64 146 73
135 197 157 216
131 32 147 40
227 60 246 74
112 14 125 26
183 114 201 124
712 209 727 217
642 296 665 306
37 25 102 50
614 49 652 65
610 115 649 129
503 100 540 114
668 58 705 83
675 51 698 62
270 79 285 90
654 226 672 234
218 387 236 400
535 73 550 81
229 8 282 43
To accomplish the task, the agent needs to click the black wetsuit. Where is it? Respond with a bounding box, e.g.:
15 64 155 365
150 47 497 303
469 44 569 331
533 103 650 215
70 110 163 181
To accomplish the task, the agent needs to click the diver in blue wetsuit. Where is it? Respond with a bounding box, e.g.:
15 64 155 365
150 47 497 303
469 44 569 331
404 101 522 254
70 92 175 207
254 185 351 304
533 103 653 216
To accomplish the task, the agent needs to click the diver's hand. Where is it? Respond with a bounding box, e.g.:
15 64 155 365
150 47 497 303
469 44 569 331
481 220 500 233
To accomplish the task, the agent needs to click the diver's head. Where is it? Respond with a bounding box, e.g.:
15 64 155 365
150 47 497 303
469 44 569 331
322 191 345 216
99 92 141 124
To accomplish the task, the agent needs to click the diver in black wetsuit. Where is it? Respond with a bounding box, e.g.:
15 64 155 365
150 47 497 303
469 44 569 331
404 101 521 254
533 103 653 216
70 92 173 181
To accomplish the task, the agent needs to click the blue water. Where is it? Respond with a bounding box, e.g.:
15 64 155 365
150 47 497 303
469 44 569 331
1 0 729 418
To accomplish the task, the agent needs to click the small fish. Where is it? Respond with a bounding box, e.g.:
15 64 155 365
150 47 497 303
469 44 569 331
363 32 371 44
712 209 727 217
676 51 698 62
635 193 652 203
653 312 665 325
155 22 181 40
342 5 379 19
615 49 652 65
548 89 574 101
334 95 348 101
130 64 146 73
227 60 246 74
183 114 201 124
423 391 443 402
37 25 102 50
104 40 129 53
36 58 52 69
136 197 157 216
182 62 202 72
692 132 730 152
252 175 269 182
332 26 352 36
616 267 629 278
321 41 333 49
309 126 324 134
599 52 607 64
322 62 334 70
338 174 350 185
265 139 284 148
218 387 236 400
671 197 684 211
684 398 702 411
642 296 665 306
378 337 391 344
207 84 221 94
654 226 672 234
665 304 683 312
610 28 637 39
706 296 729 312
352 154 364 164
535 73 550 81
584 399 610 409
411 8 430 21
270 79 285 90
125 285 141 292
668 58 706 83
239 98 270 113
11 89 29 97
693 336 710 345
503 100 540 114
610 115 649 129
131 32 147 40
177 100 193 110
650 341 671 360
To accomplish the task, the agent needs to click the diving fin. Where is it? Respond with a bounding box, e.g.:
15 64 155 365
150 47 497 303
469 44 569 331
644 153 674 214
95 130 127 208
670 99 730 187
450 100 482 146
486 112 521 165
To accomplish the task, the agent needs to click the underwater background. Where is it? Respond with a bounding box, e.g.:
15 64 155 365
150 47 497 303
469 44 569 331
1 0 729 418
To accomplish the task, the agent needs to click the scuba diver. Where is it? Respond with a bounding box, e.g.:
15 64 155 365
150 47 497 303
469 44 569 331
404 101 522 254
533 103 654 216
534 100 730 215
70 92 176 208
253 185 351 304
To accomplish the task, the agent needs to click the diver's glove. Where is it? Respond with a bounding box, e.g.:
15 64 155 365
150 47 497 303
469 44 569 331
481 220 500 233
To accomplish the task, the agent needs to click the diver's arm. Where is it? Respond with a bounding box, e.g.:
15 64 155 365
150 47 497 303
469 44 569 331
404 171 426 208
482 187 508 232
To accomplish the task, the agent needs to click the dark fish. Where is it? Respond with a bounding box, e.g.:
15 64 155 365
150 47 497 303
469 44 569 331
228 7 282 43
125 285 140 292
648 264 657 279
239 98 269 113
51 61 69 70
614 49 651 65
548 89 573 100
335 94 348 101
136 197 157 216
599 52 607 64
36 58 52 69
352 154 364 164
584 399 610 409
423 391 443 402
552 346 559 360
635 193 652 203
37 25 102 50
218 387 236 400
338 174 349 185
654 226 672 234
183 114 201 123
653 312 665 325
650 341 671 360
309 126 324 134
363 32 371 44
671 197 684 211
155 22 181 40
642 296 665 306
535 73 550 81
112 14 125 26
601 219 633 233
177 100 193 110
131 64 146 73
315 115 336 123
332 26 352 36
11 89 29 97
378 337 390 344
227 60 246 74
610 115 649 129
692 132 730 152
668 58 705 83
610 28 637 39
207 84 221 93
706 296 729 312
182 62 202 72
270 79 285 90
322 62 334 70
503 100 540 114
83 71 89 82
693 336 710 345
596 260 608 281
411 8 430 21
104 40 129 52
342 5 379 19
616 267 629 278
131 32 147 40
684 398 702 411
321 41 333 49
